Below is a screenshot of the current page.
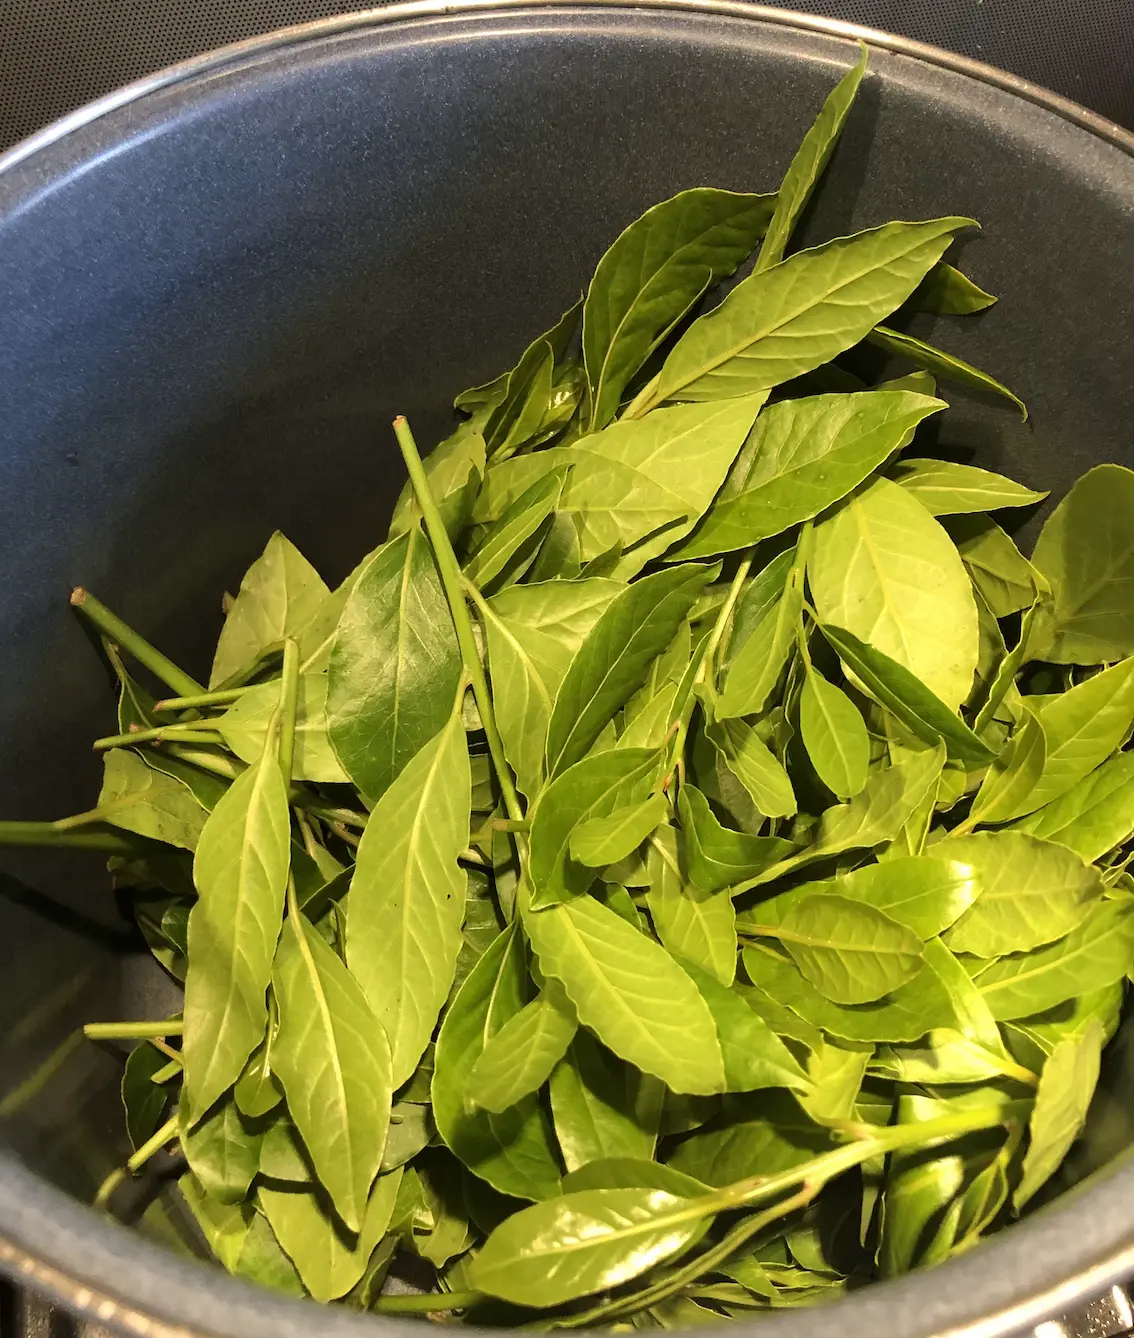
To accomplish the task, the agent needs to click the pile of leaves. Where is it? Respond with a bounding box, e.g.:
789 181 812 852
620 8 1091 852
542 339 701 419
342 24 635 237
13 47 1134 1326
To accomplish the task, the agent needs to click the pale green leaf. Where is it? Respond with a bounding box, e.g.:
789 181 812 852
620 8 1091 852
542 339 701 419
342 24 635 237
707 717 797 818
96 748 206 850
646 825 738 985
891 458 1046 516
468 983 578 1114
217 674 348 783
677 784 794 893
867 325 1027 418
798 669 870 799
1010 752 1134 861
571 792 669 868
550 1031 661 1170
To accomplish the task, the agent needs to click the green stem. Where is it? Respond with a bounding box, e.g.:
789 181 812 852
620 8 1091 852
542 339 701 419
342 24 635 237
71 589 204 698
294 797 368 829
153 688 248 712
93 726 224 751
0 821 139 852
394 415 524 823
161 744 244 780
277 639 301 785
373 1290 484 1315
84 1020 184 1040
149 1037 182 1064
150 1058 183 1085
621 371 662 421
126 1112 180 1173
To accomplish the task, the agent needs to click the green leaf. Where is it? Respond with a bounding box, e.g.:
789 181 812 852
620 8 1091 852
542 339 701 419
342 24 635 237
871 1030 1031 1086
798 1039 871 1125
259 1169 402 1302
180 1174 304 1294
666 1092 833 1187
464 467 568 592
878 1094 968 1276
271 910 393 1232
809 475 979 710
486 340 555 459
798 669 870 800
571 792 670 867
468 1187 710 1306
717 544 805 719
179 1096 260 1205
939 833 1102 957
96 749 207 850
432 925 563 1201
482 577 621 800
816 624 993 767
529 748 660 908
560 397 766 573
652 217 971 404
707 718 797 818
382 1100 434 1171
550 1031 661 1170
946 515 1040 618
210 532 330 688
547 564 713 777
122 1042 171 1151
867 325 1027 418
326 526 462 802
1010 752 1134 861
182 742 290 1122
891 458 1046 516
347 709 469 1087
1017 657 1134 813
561 1158 709 1196
974 900 1134 1020
671 391 944 560
908 263 997 314
678 785 794 893
583 188 776 429
389 423 486 540
1030 465 1134 664
826 856 979 940
234 1035 282 1119
524 891 725 1094
741 943 957 1044
468 983 578 1113
679 958 811 1093
646 825 738 985
756 894 924 1004
1014 1019 1104 1211
217 675 348 783
757 45 867 269
967 705 1047 825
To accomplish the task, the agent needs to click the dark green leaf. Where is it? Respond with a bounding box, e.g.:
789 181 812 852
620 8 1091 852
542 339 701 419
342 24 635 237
672 391 944 560
816 624 993 767
652 217 971 404
550 1031 661 1169
583 189 777 429
468 982 578 1113
432 925 563 1200
389 423 486 540
122 1041 171 1151
679 958 811 1093
327 527 462 802
524 890 725 1094
272 910 392 1232
908 263 997 314
347 708 469 1087
667 1092 832 1187
571 792 670 867
646 825 738 984
798 669 870 800
561 1158 709 1196
678 785 795 893
529 748 660 908
867 325 1027 418
482 577 620 800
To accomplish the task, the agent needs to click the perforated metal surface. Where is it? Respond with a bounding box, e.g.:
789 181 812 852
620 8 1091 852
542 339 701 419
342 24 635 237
0 0 1131 151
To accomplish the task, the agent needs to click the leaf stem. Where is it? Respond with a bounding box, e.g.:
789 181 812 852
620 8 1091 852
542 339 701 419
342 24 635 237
373 1290 484 1315
0 821 140 851
153 688 248 712
151 1057 183 1084
71 589 204 698
393 415 523 823
93 725 225 751
126 1112 181 1173
84 1020 184 1040
277 639 301 785
621 371 662 421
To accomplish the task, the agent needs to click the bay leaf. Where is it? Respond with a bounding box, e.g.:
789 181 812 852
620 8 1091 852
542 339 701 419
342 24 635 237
468 982 578 1114
646 825 738 985
798 668 870 800
217 674 348 783
891 458 1046 515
